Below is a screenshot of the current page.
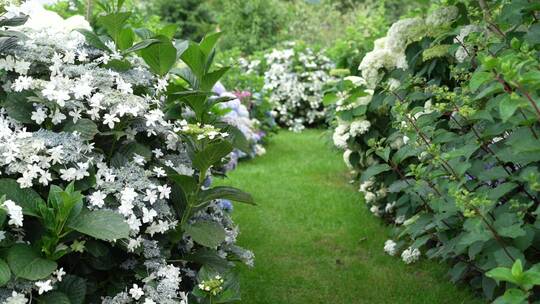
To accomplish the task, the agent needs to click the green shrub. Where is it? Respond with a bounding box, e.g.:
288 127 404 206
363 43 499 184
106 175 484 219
212 0 287 53
327 1 540 301
150 0 216 41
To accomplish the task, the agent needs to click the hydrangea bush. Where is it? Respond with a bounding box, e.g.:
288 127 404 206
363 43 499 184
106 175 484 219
231 44 334 132
214 49 278 136
212 82 266 171
327 1 540 302
0 3 256 303
262 45 335 132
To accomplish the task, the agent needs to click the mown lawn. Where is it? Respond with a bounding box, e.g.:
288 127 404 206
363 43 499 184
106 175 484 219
216 129 484 304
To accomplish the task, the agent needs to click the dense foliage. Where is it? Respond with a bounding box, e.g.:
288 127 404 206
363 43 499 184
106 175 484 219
0 2 263 303
326 1 540 302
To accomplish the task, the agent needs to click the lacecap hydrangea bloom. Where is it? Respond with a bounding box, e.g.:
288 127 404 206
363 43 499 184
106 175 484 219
262 46 335 131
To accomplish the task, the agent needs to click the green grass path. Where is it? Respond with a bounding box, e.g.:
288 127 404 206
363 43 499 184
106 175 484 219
218 130 483 304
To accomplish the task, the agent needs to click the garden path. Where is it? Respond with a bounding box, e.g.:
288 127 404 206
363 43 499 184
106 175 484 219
217 130 483 304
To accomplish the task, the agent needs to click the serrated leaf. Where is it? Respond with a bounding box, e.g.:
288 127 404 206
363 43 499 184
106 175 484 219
185 220 226 248
360 164 391 183
0 259 10 286
4 92 34 124
97 12 131 45
469 71 492 92
192 141 234 174
199 186 254 205
63 119 98 140
124 38 160 53
140 36 177 76
68 209 129 241
57 275 87 304
499 95 526 122
75 29 110 51
7 244 57 280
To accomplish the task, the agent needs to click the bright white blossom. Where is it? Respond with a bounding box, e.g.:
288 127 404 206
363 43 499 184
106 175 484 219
384 240 397 256
35 280 53 295
401 247 421 264
2 200 23 227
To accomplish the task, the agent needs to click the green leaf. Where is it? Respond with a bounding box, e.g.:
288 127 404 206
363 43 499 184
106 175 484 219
158 24 178 40
192 141 234 174
0 259 11 286
0 178 43 216
475 82 504 100
180 42 206 79
469 71 492 92
525 23 540 45
57 275 87 304
202 67 230 91
140 36 177 76
323 93 339 106
199 186 254 205
7 244 57 280
360 164 391 183
116 27 134 50
102 59 132 71
97 12 131 45
199 32 222 57
488 182 518 201
38 292 71 304
185 220 226 248
499 95 526 122
486 267 517 284
4 92 34 124
123 38 160 53
63 119 99 140
134 28 154 40
512 259 523 279
75 29 110 51
496 288 529 304
68 209 129 241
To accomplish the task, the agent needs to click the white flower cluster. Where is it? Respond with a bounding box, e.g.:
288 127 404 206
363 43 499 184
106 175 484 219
401 246 421 264
1 199 23 227
332 117 372 151
384 240 397 256
359 7 459 89
262 47 334 131
384 241 421 264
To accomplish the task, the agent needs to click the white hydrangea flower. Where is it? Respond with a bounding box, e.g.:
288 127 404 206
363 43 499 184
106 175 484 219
88 190 107 208
35 280 53 295
2 200 24 227
349 120 371 136
384 240 397 256
129 284 144 300
5 291 28 304
401 247 421 264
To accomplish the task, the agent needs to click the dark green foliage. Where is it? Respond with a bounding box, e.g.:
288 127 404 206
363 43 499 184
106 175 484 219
151 0 216 41
212 0 287 53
